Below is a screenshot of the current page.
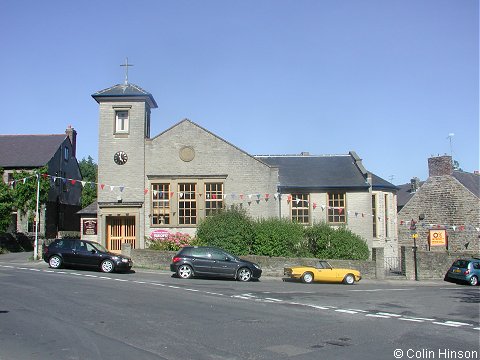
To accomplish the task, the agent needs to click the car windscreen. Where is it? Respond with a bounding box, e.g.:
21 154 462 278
452 260 469 269
91 242 108 253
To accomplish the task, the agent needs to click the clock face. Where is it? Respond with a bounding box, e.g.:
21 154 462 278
114 151 128 165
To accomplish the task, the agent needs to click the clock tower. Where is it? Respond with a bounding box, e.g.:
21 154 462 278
92 81 158 251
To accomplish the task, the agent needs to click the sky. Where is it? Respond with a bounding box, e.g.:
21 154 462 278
0 0 478 185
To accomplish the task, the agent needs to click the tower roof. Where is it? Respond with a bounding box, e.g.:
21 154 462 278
92 83 158 108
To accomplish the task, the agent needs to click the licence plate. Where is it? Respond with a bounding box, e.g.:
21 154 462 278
453 269 461 273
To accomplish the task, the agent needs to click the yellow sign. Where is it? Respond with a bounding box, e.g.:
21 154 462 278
412 233 418 239
429 229 447 246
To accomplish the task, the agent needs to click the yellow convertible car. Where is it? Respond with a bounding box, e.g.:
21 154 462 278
283 260 361 285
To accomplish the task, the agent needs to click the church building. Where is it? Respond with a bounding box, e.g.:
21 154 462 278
91 80 398 258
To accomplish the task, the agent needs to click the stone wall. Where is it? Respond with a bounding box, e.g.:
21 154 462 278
401 246 479 280
125 246 379 279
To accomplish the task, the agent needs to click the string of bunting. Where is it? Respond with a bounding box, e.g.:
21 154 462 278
8 173 479 232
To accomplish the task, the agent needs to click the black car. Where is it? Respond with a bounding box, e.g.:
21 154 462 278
170 246 262 281
43 239 133 273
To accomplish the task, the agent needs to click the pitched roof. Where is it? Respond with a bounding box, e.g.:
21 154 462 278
256 154 370 190
0 134 67 168
92 83 158 108
452 171 480 198
77 201 97 215
370 173 398 191
396 170 479 209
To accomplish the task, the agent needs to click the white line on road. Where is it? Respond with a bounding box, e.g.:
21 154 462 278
366 314 391 318
376 312 402 317
335 309 358 314
398 318 424 322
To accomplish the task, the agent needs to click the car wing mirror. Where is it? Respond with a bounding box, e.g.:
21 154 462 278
225 257 231 261
90 249 96 254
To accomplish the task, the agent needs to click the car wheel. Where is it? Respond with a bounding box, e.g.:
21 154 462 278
301 272 314 284
48 255 62 269
101 259 115 273
177 264 193 279
237 267 252 282
343 274 355 285
469 276 478 286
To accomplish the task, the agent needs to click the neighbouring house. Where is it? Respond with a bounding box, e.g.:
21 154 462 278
90 80 398 257
397 155 479 252
0 126 82 238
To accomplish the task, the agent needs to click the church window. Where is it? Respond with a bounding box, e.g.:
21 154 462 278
205 183 224 217
372 194 377 238
291 193 309 224
178 183 197 225
115 110 129 133
152 184 170 225
64 146 69 161
327 192 346 223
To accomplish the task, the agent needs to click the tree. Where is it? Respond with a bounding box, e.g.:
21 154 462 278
0 169 14 233
79 156 98 208
12 167 50 218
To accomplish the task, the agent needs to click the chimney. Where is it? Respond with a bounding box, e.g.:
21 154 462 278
410 177 420 193
428 155 452 177
65 125 77 158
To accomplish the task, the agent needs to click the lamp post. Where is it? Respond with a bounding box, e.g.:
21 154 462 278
410 219 418 281
33 173 40 261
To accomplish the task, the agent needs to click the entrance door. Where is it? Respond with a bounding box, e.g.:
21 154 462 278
107 216 136 253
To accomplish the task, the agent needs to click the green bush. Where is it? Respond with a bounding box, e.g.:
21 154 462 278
252 218 306 257
305 223 369 260
195 207 254 255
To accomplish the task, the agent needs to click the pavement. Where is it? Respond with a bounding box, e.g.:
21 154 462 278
0 250 454 287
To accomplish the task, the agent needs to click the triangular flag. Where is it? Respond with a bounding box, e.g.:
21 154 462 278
100 184 105 190
81 181 86 187
144 189 148 195
313 203 317 209
70 179 76 185
110 186 115 191
119 186 124 192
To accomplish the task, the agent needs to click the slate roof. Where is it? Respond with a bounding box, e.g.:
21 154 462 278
0 134 67 168
370 173 398 191
77 201 97 215
92 83 158 108
256 155 370 190
396 170 479 209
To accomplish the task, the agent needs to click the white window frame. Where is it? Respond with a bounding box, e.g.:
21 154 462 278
115 110 129 134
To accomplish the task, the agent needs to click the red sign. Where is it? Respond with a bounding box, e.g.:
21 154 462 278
82 219 97 235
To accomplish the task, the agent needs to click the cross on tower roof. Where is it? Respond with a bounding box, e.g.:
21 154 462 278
120 57 134 85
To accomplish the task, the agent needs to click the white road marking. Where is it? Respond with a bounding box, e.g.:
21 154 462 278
432 322 463 327
264 297 283 302
335 309 358 314
398 318 424 323
3 265 479 333
376 312 402 317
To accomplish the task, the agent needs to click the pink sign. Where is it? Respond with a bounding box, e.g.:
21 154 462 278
150 229 171 240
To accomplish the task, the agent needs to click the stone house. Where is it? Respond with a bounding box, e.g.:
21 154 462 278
0 126 82 237
91 81 397 256
397 155 479 252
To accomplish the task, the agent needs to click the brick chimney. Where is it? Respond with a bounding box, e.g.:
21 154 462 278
428 155 452 177
65 125 77 158
410 177 420 192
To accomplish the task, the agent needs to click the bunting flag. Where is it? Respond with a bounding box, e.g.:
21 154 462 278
10 172 479 232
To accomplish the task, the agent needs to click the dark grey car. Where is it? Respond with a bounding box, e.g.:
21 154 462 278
43 239 132 273
170 246 262 282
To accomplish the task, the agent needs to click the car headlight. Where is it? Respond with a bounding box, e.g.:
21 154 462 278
111 256 119 261
253 264 261 270
121 258 129 263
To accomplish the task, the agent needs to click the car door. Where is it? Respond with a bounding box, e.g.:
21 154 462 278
208 249 237 277
315 261 337 282
189 248 214 275
72 240 101 267
56 239 76 265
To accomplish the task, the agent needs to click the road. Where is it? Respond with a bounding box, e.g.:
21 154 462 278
0 254 479 360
